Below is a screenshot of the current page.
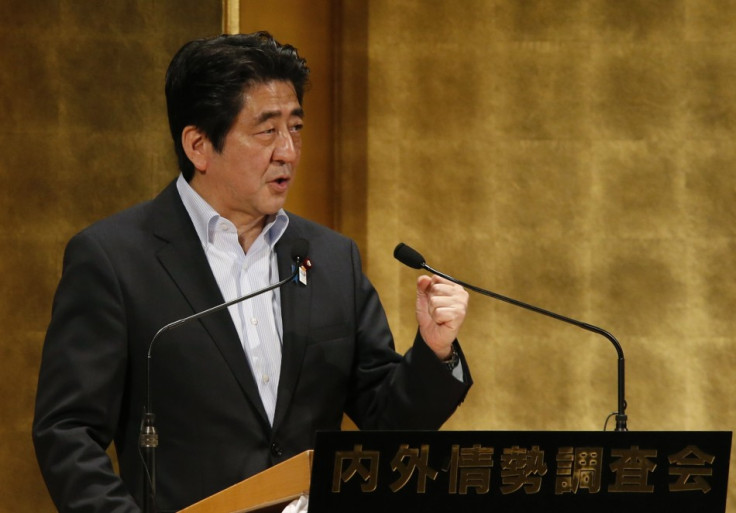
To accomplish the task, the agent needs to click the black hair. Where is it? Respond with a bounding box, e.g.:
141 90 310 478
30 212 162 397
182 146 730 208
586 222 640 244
164 31 310 180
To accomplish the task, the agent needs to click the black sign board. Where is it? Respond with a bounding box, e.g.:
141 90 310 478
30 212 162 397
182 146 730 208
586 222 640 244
309 430 731 513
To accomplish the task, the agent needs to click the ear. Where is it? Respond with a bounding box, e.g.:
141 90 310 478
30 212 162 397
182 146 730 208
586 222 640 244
181 126 212 173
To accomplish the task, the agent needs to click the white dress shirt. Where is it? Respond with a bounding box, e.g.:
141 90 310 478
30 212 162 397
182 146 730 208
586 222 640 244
176 175 288 425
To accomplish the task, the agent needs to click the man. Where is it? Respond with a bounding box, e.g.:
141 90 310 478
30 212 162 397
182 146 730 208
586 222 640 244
33 32 472 513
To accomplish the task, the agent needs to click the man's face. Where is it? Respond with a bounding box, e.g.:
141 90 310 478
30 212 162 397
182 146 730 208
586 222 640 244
192 80 303 224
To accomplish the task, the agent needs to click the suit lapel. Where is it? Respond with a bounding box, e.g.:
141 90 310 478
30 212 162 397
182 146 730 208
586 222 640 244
272 222 312 431
151 182 271 428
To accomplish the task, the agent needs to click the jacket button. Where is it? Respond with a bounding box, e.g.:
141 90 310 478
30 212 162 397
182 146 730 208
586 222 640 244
271 442 283 457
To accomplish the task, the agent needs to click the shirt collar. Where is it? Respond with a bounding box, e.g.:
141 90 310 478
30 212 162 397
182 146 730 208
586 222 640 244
175 174 289 250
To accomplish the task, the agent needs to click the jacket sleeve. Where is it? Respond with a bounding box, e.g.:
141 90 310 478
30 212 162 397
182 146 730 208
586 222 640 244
343 240 472 430
32 230 142 513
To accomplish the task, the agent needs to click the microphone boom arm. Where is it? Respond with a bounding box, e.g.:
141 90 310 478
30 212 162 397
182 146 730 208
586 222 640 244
140 258 304 513
422 261 628 432
144 264 300 414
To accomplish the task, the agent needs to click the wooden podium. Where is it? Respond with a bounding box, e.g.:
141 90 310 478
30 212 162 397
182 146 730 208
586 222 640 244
179 430 731 513
178 450 312 513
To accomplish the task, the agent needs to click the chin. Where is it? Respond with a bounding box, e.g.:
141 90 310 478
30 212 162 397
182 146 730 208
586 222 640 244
264 201 287 215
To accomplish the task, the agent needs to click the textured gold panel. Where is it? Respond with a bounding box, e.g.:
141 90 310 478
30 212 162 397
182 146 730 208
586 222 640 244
0 1 221 511
350 2 736 509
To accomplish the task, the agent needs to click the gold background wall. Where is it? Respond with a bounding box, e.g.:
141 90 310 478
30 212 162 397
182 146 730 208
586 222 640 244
2 0 735 511
0 1 221 510
355 1 736 509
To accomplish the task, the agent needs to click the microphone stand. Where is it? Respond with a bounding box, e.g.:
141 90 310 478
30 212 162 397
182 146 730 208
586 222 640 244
139 263 302 513
395 244 627 432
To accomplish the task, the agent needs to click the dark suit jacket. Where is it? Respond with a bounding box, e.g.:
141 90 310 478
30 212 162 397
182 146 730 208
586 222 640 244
33 180 471 512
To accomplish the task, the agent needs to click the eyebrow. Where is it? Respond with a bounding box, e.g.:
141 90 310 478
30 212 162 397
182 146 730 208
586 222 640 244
255 107 304 125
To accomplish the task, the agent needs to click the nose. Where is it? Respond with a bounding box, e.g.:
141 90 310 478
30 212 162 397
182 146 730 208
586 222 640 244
273 129 299 164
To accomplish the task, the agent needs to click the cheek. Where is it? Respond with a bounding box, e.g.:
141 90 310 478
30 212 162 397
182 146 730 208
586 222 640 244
234 153 270 180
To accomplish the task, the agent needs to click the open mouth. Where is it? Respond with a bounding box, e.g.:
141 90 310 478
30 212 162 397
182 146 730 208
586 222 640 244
270 176 291 191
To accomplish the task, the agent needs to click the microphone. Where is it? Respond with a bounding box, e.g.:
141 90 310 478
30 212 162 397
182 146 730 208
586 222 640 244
394 242 628 432
139 238 309 512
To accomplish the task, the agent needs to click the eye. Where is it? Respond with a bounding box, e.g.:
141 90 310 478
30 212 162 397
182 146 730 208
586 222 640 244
290 123 304 133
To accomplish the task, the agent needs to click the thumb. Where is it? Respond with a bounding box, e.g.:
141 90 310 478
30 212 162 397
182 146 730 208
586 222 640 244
415 275 433 323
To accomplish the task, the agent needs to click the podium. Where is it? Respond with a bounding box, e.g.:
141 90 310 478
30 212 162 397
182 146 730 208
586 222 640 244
178 450 313 513
180 430 731 513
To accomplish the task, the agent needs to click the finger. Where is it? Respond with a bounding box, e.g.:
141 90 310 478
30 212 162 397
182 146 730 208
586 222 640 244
416 275 432 292
429 303 467 323
427 285 469 306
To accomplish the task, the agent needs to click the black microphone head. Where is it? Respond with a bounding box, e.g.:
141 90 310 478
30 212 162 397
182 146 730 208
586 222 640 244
291 238 310 263
393 243 425 269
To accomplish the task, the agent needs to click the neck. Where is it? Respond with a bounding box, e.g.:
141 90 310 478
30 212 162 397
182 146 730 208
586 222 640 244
188 173 269 252
236 217 267 253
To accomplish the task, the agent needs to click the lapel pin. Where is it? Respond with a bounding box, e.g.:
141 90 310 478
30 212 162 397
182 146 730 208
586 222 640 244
298 258 311 286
